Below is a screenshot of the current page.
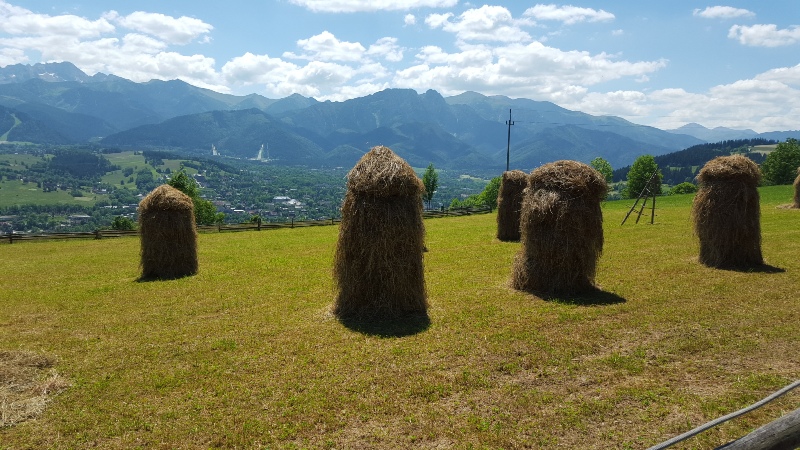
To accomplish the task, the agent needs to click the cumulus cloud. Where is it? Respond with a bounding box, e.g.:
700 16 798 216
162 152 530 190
367 37 404 62
693 6 754 19
579 63 800 133
287 0 457 13
0 1 114 38
394 40 666 103
425 5 533 43
404 14 416 26
524 4 615 25
728 24 800 47
113 11 213 45
283 31 366 62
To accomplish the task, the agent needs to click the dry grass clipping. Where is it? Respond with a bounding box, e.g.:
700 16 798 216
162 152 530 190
692 155 763 269
333 146 428 319
1 350 70 427
511 160 607 296
793 167 800 208
496 170 527 242
138 184 198 280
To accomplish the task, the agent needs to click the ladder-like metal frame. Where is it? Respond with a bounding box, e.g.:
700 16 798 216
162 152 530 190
621 170 659 225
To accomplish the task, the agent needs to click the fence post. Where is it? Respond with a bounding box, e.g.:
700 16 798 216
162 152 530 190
94 229 101 240
291 217 294 228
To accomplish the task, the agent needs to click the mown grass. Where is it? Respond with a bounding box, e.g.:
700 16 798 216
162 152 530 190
1 186 798 449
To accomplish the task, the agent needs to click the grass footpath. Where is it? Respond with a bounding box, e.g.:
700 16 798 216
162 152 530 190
1 186 798 449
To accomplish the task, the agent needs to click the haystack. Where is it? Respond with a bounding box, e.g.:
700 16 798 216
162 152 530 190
793 167 800 208
333 146 427 319
692 155 763 268
510 160 607 296
496 170 527 242
138 184 198 280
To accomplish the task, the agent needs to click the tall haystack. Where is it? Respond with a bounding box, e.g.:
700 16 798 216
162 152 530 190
692 155 763 268
510 160 607 296
793 167 800 208
333 146 427 319
496 170 527 242
138 184 198 280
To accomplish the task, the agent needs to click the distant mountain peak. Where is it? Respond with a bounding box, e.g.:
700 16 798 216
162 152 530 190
0 61 97 84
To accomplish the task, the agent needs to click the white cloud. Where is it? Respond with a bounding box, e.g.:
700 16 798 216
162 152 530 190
395 40 666 102
287 0 457 13
367 37 404 62
425 5 533 43
524 4 614 25
283 31 366 62
576 64 800 133
114 11 213 45
728 24 800 47
612 29 624 36
0 47 26 66
0 1 114 38
693 6 754 19
404 14 416 26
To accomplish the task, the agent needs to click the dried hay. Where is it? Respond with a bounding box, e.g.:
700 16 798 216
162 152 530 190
496 170 527 242
138 184 198 280
692 155 763 268
510 160 607 296
793 167 800 208
333 146 428 319
1 350 70 427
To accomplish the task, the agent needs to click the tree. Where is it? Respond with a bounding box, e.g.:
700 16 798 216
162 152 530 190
422 163 439 209
761 138 800 185
590 157 613 183
624 155 662 199
669 182 698 195
166 170 199 198
111 215 135 230
478 176 501 209
167 170 219 226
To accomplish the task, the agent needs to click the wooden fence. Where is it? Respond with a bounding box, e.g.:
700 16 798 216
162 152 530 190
1 206 492 244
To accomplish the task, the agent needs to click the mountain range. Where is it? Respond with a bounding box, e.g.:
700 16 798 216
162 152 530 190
1 62 796 170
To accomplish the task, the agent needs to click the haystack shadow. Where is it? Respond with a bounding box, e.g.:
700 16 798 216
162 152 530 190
538 287 627 306
715 263 785 274
135 273 195 283
337 312 431 337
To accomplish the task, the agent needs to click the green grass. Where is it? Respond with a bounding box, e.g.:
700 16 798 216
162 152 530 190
0 179 94 207
0 114 21 141
1 186 798 448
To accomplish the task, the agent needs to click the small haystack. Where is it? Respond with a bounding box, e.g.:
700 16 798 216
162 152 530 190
692 155 763 268
496 170 527 242
793 167 800 208
510 160 607 296
138 184 198 280
333 146 427 319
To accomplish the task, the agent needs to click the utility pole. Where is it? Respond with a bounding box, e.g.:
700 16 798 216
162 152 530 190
505 109 514 172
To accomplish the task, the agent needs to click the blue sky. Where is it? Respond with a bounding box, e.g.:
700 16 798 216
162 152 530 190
1 0 799 132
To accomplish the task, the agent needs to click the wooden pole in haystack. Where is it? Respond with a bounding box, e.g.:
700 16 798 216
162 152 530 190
333 145 428 319
138 184 198 280
510 160 607 296
496 170 527 242
692 155 763 268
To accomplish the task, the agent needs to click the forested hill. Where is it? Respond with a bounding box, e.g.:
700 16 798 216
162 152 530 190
612 138 776 185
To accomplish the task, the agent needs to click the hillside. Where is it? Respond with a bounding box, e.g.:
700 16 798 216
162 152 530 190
611 138 774 184
2 62 797 171
101 109 326 165
1 190 798 448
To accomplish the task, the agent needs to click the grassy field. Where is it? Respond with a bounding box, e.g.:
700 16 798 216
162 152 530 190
1 186 798 449
0 179 91 208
